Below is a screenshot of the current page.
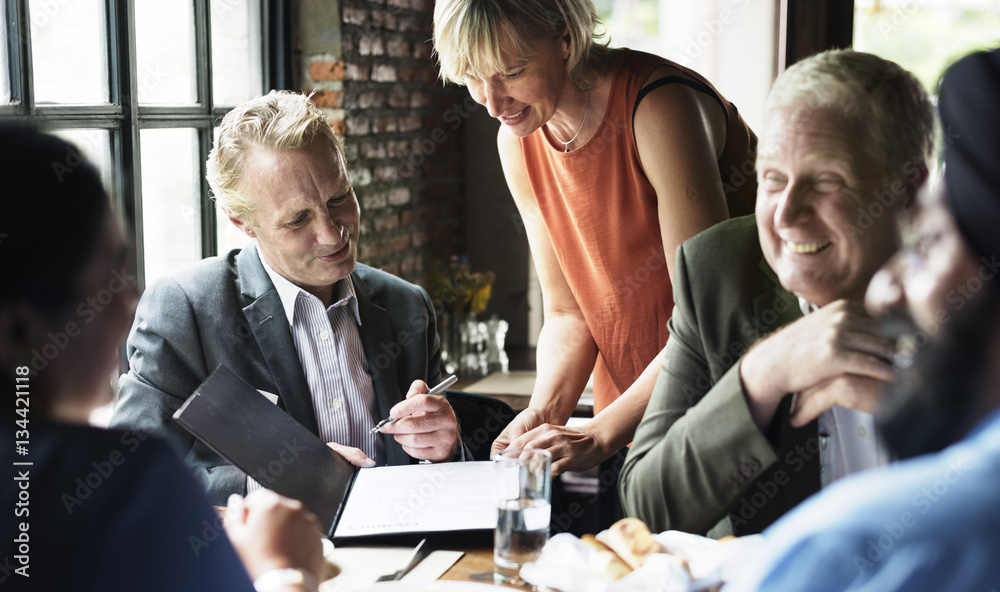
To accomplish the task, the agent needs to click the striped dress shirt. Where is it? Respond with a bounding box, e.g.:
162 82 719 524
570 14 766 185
248 257 385 494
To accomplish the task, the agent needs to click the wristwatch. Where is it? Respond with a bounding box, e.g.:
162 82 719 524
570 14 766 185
253 568 319 592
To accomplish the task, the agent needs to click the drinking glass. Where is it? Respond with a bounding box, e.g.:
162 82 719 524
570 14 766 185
493 448 551 585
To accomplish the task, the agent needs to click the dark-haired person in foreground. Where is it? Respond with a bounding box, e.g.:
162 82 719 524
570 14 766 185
725 48 1000 591
0 124 323 590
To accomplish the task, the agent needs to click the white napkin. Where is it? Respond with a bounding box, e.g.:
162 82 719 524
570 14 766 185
520 531 765 592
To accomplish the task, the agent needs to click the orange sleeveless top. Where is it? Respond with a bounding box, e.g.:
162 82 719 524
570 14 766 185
520 50 757 413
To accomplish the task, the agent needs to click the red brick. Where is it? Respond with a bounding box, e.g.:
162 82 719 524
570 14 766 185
371 64 397 83
401 209 421 227
399 116 422 133
310 60 345 81
399 15 422 32
345 63 370 81
387 0 409 10
373 117 398 134
412 0 433 11
381 262 400 276
361 141 387 159
346 115 370 136
388 234 411 253
362 190 387 209
421 68 439 84
329 118 347 136
423 115 446 131
412 42 433 61
372 10 397 30
351 166 373 186
409 92 431 109
374 165 398 184
310 90 344 108
357 91 384 109
411 230 430 247
398 67 419 83
431 227 451 241
375 213 399 232
360 241 384 260
359 35 384 56
387 140 409 158
388 92 409 109
343 6 369 26
401 255 420 275
388 187 410 206
387 39 410 59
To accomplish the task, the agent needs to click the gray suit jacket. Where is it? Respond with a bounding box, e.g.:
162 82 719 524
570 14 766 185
620 216 820 537
111 245 441 505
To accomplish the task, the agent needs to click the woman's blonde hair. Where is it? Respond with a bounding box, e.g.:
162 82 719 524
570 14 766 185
433 0 610 91
207 90 344 226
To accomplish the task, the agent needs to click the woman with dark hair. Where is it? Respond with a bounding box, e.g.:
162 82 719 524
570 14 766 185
0 124 323 592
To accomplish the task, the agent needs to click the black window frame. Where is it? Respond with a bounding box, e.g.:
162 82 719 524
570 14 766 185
1 0 290 290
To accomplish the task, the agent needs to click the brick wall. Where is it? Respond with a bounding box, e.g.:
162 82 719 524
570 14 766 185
299 0 469 286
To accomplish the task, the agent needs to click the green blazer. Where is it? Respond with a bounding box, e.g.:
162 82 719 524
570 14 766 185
620 215 820 537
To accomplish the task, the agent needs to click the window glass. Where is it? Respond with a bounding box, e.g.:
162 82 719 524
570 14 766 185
211 0 263 106
1 18 10 103
212 127 252 255
593 0 776 133
134 2 198 105
140 128 201 283
49 129 113 195
855 0 1000 96
29 0 109 104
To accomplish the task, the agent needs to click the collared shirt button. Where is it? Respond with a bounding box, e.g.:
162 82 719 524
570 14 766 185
858 426 868 438
331 399 343 410
319 330 330 340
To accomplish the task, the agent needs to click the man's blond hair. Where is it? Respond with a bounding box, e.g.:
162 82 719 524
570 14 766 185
207 90 344 225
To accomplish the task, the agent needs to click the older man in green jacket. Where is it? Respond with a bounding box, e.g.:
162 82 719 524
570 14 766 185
619 50 936 537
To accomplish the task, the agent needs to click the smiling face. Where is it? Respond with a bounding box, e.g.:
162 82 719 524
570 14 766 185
230 138 360 305
755 106 906 307
463 35 573 136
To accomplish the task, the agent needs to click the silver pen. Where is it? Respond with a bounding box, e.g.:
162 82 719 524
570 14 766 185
369 374 459 434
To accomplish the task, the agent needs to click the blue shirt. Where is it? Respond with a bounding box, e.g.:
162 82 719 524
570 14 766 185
725 407 1000 591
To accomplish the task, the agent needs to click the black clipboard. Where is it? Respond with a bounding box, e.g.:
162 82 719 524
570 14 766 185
173 364 357 538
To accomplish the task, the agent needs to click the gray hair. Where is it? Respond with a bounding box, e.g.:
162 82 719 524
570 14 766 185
765 50 936 182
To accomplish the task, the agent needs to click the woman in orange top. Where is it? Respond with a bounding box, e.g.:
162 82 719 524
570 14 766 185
433 0 757 476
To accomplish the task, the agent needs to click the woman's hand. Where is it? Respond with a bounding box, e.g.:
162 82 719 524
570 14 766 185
507 422 608 477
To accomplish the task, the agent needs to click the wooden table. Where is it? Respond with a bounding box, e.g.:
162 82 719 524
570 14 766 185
439 546 533 590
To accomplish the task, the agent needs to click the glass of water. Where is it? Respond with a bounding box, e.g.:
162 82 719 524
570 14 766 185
493 448 552 585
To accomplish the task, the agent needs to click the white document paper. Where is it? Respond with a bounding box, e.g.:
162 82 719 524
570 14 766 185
334 461 497 538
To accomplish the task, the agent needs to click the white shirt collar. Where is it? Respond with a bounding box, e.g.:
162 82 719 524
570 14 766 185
797 297 818 316
257 250 362 327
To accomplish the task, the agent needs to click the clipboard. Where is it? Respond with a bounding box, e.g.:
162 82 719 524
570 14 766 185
173 364 497 541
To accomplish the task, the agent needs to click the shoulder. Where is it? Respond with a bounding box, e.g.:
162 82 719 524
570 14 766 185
677 216 761 275
353 263 429 302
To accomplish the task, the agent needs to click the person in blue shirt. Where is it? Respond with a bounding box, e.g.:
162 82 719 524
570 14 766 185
725 48 1000 592
0 123 324 592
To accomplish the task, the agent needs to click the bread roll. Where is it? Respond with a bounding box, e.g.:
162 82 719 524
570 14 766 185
595 517 665 570
581 534 632 581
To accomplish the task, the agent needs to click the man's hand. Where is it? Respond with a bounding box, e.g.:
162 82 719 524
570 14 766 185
224 489 324 582
490 407 546 459
506 422 607 477
380 380 460 462
740 300 896 430
326 442 376 467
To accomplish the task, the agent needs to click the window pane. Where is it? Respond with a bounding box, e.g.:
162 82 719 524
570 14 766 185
134 2 197 105
1 17 9 103
855 1 1000 96
49 129 113 195
140 128 201 284
211 0 263 106
29 0 109 104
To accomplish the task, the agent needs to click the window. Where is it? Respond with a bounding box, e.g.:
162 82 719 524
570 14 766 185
854 0 1000 97
2 0 268 288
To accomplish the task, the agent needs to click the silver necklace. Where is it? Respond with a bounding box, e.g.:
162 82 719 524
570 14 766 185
554 92 590 152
